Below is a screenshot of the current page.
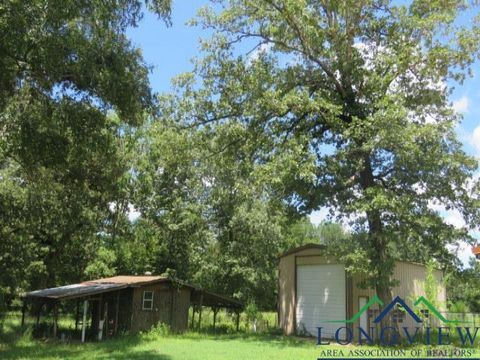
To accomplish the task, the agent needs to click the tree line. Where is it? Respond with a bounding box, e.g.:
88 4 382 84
1 0 479 313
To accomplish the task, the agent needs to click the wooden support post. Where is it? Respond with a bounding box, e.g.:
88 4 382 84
81 300 88 343
236 311 240 332
114 291 120 335
21 299 26 327
97 296 103 341
75 300 80 331
212 307 218 330
53 302 58 339
103 301 108 339
190 307 195 329
36 303 42 327
170 288 175 329
198 294 203 330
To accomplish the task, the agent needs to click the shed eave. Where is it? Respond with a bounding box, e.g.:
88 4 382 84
278 243 326 259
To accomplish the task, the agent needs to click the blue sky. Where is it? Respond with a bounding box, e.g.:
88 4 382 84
127 1 206 93
127 1 480 266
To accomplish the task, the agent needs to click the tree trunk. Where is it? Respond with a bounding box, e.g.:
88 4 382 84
368 210 395 343
360 154 395 343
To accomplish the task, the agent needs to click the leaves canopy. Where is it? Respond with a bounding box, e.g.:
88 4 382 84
174 0 480 301
0 0 171 297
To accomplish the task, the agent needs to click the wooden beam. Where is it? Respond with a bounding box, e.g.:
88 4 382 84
102 301 108 339
114 291 120 335
212 307 218 330
190 307 195 329
53 302 58 339
236 311 240 332
198 293 203 330
97 295 103 341
21 300 26 327
81 300 88 343
75 300 80 331
36 303 42 327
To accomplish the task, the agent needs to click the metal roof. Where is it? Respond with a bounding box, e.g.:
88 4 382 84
25 276 170 301
277 243 326 259
89 275 166 285
277 244 443 271
26 283 127 301
191 289 243 309
25 276 243 309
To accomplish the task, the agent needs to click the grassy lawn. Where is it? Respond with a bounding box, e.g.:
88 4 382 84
2 331 480 360
1 313 480 359
0 332 323 360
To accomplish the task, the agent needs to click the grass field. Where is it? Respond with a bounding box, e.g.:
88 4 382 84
0 331 325 360
2 330 480 360
1 312 480 359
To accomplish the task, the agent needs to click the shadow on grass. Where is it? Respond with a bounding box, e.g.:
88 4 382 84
1 317 319 360
2 347 171 360
0 333 172 360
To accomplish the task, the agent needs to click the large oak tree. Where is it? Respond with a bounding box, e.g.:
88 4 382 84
0 0 170 298
173 0 480 327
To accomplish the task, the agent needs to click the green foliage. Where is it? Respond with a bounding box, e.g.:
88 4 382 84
424 260 440 309
84 247 117 279
0 1 171 299
131 120 211 279
126 117 300 309
175 0 480 306
244 301 261 325
142 323 172 339
446 260 480 313
284 218 321 247
449 300 469 314
3 0 480 321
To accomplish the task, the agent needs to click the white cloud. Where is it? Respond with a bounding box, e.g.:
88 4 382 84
452 96 469 113
202 177 214 187
309 207 330 226
127 204 141 222
427 200 444 212
444 209 466 229
109 202 141 222
428 201 478 268
309 207 364 233
428 201 468 230
412 182 427 195
471 126 480 153
446 241 474 268
312 202 477 268
248 43 272 63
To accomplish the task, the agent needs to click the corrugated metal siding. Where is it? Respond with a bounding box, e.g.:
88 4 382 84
278 246 447 338
278 255 295 334
351 262 445 338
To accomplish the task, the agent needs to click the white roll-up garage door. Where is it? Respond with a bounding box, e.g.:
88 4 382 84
295 263 346 338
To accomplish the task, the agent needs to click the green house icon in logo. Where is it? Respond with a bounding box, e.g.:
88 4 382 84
326 295 463 324
374 296 422 324
414 296 461 324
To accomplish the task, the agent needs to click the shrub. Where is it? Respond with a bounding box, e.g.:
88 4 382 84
245 301 263 332
142 322 171 340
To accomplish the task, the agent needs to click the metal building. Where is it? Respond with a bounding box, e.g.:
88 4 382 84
278 244 446 339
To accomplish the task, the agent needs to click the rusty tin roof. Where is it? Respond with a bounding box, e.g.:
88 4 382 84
25 276 171 301
26 275 243 309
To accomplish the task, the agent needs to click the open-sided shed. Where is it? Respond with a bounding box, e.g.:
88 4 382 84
24 275 243 341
